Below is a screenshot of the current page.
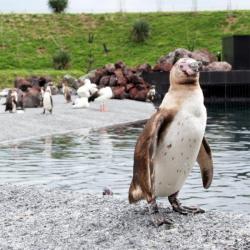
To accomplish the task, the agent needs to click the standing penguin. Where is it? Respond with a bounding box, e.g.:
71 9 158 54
42 86 53 114
128 58 213 226
5 89 18 113
5 89 13 112
62 83 72 103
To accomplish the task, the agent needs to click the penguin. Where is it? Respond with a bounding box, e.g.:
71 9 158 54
62 83 72 103
5 89 13 112
5 89 18 113
128 58 213 227
42 86 53 114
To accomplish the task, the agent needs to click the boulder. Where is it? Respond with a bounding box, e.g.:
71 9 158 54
99 75 111 87
191 49 217 66
203 61 232 72
23 87 42 108
114 69 127 86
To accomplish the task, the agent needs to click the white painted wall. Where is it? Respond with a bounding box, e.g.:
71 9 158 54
0 0 249 13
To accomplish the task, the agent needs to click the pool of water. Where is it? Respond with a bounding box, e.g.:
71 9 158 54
0 107 250 214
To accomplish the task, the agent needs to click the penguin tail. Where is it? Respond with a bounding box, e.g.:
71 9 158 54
128 180 144 204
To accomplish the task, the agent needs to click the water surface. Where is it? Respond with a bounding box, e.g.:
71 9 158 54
0 107 249 214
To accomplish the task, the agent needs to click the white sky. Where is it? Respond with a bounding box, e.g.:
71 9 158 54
0 0 250 13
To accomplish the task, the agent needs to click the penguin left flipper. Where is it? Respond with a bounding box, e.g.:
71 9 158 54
128 108 176 204
197 137 213 189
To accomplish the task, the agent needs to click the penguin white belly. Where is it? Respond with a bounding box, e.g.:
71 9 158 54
154 106 206 197
43 93 52 110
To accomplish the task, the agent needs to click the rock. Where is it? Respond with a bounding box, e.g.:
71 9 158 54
137 63 152 73
112 86 127 99
159 48 191 65
153 62 173 72
23 87 42 108
99 75 111 87
105 64 116 74
129 86 148 101
14 78 32 91
203 61 232 72
109 75 117 87
79 70 97 84
114 69 127 86
114 61 126 69
191 49 217 66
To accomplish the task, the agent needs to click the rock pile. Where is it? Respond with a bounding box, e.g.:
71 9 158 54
155 48 232 72
80 61 152 101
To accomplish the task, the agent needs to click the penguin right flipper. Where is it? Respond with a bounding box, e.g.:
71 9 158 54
50 96 53 107
128 109 176 203
197 137 213 189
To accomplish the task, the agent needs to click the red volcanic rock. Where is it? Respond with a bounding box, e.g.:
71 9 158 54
14 78 32 91
126 83 135 92
202 61 232 72
112 86 126 99
137 63 152 73
114 69 127 86
191 49 217 66
123 68 135 82
109 75 117 87
153 62 173 72
99 75 111 87
23 87 42 108
105 63 116 74
114 61 126 69
129 87 148 101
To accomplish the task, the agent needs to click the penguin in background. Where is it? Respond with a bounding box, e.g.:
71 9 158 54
62 83 72 103
42 86 53 114
5 89 18 113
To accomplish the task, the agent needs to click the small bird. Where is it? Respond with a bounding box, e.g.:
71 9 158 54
42 86 53 114
103 187 113 196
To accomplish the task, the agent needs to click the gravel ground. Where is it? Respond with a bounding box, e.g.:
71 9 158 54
0 95 155 143
0 185 249 250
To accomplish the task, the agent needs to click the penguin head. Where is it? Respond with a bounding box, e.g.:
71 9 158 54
170 58 201 86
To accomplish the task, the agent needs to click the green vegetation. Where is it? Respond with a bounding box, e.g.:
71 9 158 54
52 49 71 69
0 11 249 87
48 0 68 13
131 19 150 42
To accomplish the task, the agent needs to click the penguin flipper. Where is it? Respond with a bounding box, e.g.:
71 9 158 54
197 137 213 189
50 96 53 107
128 109 176 203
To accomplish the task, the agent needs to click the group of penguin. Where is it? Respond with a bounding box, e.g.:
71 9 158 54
3 78 113 114
3 85 53 114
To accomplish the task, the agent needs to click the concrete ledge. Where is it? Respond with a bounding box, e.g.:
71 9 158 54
0 185 249 249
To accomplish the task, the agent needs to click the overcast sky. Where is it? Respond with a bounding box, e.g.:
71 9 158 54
0 0 250 13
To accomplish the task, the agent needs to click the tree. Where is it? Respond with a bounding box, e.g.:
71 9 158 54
48 0 68 13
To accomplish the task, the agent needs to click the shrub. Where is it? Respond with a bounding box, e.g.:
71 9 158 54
52 49 71 70
131 20 150 42
48 0 68 13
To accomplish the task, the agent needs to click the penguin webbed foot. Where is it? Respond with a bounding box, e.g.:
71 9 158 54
168 192 205 215
148 199 173 227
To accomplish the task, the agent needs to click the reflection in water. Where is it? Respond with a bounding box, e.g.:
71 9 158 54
0 107 249 214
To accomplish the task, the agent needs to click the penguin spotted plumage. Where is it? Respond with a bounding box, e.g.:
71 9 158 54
128 58 213 227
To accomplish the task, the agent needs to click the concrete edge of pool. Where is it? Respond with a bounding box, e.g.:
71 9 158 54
0 184 249 249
